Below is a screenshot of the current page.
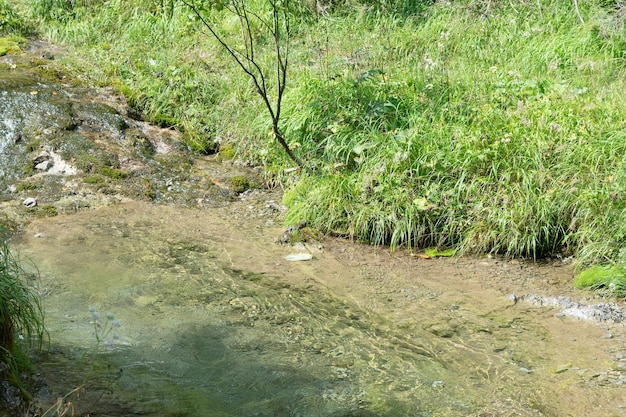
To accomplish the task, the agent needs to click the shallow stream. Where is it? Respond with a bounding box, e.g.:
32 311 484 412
16 201 626 417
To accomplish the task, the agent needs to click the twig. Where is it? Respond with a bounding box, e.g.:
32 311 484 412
573 0 585 24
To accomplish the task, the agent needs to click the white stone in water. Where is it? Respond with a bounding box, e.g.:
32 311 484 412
284 253 313 262
23 197 37 207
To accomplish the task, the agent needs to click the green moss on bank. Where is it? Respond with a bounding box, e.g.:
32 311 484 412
0 37 20 55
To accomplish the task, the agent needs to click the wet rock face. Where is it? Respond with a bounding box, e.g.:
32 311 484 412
0 46 262 224
0 71 134 183
0 72 75 184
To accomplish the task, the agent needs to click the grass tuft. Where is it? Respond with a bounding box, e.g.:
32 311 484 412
0 237 46 382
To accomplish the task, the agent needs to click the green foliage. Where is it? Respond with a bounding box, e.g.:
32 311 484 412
0 238 46 374
0 1 32 36
31 0 108 22
32 0 76 22
284 0 626 260
312 0 432 17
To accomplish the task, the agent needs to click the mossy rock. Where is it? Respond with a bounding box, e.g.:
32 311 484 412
125 128 154 159
299 227 324 242
0 37 20 56
229 176 250 194
182 130 215 155
73 102 127 136
574 265 623 289
49 132 116 172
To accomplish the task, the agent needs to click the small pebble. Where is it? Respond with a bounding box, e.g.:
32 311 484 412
431 380 444 388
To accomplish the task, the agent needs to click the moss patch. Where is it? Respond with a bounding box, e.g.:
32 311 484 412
218 144 236 161
14 182 38 192
424 248 456 258
0 37 20 56
84 175 104 184
229 176 250 194
98 166 128 180
574 266 623 289
36 205 58 218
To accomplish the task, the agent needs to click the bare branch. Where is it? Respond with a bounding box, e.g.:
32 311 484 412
573 0 584 24
182 0 303 167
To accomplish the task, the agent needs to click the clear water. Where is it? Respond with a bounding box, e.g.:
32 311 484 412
16 202 625 417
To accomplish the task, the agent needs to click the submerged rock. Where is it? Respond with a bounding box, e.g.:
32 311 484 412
284 253 313 262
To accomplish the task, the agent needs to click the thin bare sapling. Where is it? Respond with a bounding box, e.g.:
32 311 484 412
183 0 304 168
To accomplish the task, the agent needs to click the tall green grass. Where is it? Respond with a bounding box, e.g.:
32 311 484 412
283 0 626 263
0 0 34 36
19 0 626 269
0 235 46 381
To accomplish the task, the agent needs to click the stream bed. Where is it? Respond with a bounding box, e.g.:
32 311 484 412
15 200 626 417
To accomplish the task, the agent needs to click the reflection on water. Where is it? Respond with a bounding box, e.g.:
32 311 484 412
17 202 617 417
